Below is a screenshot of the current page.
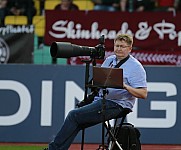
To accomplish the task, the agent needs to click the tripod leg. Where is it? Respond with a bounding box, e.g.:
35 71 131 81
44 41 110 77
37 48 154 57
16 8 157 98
104 123 123 150
108 140 113 150
102 122 105 148
107 136 123 150
115 141 123 150
81 129 85 150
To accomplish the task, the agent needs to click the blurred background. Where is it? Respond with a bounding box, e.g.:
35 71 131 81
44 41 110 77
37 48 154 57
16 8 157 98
0 0 181 149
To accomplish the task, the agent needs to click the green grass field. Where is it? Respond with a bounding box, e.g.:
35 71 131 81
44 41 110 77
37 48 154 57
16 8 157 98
0 145 46 150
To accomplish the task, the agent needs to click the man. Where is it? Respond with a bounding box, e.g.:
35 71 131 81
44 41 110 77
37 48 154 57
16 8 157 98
54 0 79 11
6 0 36 24
91 0 120 11
119 0 155 12
0 0 8 25
154 0 179 11
46 33 147 150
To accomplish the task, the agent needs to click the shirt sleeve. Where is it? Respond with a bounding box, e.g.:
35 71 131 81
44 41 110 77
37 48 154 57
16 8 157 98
128 65 147 88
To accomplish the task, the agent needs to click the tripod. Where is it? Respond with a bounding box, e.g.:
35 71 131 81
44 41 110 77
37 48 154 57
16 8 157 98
79 35 106 150
80 61 108 150
80 58 96 150
97 88 109 150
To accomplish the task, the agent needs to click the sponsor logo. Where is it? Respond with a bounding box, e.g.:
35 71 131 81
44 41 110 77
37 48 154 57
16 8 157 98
0 38 10 63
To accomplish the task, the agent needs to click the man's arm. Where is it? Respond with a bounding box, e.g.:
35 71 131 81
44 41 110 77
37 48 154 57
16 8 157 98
123 83 147 99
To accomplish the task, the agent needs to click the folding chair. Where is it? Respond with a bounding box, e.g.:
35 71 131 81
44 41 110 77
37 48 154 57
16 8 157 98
80 107 131 150
104 108 132 150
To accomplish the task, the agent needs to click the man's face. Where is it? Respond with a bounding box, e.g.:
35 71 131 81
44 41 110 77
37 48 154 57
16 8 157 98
114 40 132 59
61 0 71 6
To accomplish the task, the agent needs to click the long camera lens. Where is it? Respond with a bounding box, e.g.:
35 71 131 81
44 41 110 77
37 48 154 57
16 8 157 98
50 42 96 58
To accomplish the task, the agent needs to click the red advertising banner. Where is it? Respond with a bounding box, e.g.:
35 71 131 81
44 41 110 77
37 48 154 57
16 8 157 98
45 11 181 65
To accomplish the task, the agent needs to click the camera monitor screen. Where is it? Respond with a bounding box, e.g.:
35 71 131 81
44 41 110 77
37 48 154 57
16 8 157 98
92 66 123 88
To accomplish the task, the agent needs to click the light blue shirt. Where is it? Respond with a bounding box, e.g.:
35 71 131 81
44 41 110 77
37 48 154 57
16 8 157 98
94 54 147 110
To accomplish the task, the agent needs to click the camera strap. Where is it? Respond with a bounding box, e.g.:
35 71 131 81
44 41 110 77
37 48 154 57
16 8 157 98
114 54 130 68
109 54 130 68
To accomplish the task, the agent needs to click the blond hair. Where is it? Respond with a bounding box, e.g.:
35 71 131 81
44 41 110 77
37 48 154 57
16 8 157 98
114 34 133 46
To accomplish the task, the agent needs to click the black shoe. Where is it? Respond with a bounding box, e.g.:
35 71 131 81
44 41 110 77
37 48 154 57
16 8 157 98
43 148 48 150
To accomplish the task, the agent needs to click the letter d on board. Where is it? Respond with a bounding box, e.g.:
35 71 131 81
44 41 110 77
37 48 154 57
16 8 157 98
0 80 31 126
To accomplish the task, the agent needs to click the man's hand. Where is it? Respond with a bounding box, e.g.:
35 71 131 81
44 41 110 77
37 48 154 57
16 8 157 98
76 91 97 107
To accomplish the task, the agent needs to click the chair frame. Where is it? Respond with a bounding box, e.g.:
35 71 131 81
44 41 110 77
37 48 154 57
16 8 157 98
105 109 131 150
81 107 131 150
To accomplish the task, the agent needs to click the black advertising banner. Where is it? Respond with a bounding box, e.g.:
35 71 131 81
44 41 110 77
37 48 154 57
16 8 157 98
0 25 34 63
45 11 181 65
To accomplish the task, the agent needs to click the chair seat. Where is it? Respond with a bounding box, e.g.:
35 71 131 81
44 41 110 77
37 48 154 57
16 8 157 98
117 108 132 118
4 16 28 25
